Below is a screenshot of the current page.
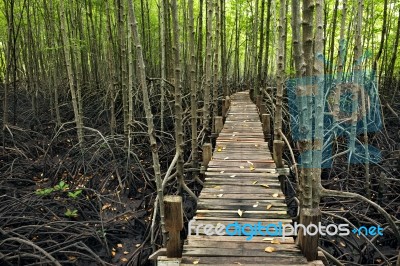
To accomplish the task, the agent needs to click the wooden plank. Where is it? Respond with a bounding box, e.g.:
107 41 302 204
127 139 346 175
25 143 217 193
180 256 308 264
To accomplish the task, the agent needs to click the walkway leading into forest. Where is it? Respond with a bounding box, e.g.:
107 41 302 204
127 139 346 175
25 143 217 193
178 91 324 265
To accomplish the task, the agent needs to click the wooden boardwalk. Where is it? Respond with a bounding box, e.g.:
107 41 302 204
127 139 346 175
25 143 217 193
179 91 324 265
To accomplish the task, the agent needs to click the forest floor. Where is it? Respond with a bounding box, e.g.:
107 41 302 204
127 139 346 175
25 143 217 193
1 85 400 265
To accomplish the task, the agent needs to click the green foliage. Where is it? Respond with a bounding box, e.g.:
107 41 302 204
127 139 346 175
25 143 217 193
64 208 78 218
68 189 82 199
35 188 54 196
53 180 69 191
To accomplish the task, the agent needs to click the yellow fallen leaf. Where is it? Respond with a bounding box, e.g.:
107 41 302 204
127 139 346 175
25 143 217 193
121 258 128 262
339 241 346 247
271 238 281 244
111 251 116 257
102 203 111 210
67 256 77 261
272 193 279 198
123 251 129 254
266 204 273 210
220 170 225 173
224 157 229 160
249 165 255 171
253 202 259 208
252 180 258 184
217 194 224 198
264 247 276 253
230 175 236 177
217 147 222 152
237 209 243 217
260 184 269 188
262 237 274 241
213 186 221 189
117 243 123 248
193 260 199 264
247 161 253 165
239 166 244 169
135 244 140 247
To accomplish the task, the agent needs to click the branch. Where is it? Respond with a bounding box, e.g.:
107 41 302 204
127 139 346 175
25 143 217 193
320 187 400 244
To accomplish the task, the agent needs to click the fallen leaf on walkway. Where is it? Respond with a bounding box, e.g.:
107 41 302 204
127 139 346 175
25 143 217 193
193 260 199 264
247 161 253 165
239 166 244 169
264 247 276 253
266 204 273 210
271 238 281 244
213 186 221 189
262 237 274 241
260 184 269 188
237 209 243 217
123 251 129 254
117 243 123 248
220 171 225 173
230 175 236 177
252 180 258 184
224 157 229 160
217 147 222 152
272 193 279 198
253 202 259 208
121 258 128 262
217 194 224 198
249 165 255 171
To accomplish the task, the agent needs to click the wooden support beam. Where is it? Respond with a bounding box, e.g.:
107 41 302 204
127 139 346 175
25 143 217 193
298 208 321 261
222 99 227 117
273 140 285 168
262 113 271 139
259 103 267 117
202 143 212 167
214 116 223 134
164 195 183 258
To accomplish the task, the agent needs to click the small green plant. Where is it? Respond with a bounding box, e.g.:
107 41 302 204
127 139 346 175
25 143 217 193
35 188 54 196
65 208 78 218
54 181 69 191
67 189 82 199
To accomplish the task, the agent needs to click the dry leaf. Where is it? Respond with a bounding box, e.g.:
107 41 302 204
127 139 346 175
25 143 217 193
271 238 281 244
260 184 269 188
239 166 244 169
217 147 222 152
339 241 346 247
123 251 129 254
67 256 77 261
224 157 229 160
272 193 279 198
193 260 199 264
237 209 243 217
217 194 224 198
213 185 221 189
102 203 111 211
262 237 274 241
252 180 258 184
253 202 259 208
111 251 116 257
121 258 128 262
230 175 236 178
220 170 225 173
264 247 276 253
249 165 255 171
266 204 273 210
135 244 140 247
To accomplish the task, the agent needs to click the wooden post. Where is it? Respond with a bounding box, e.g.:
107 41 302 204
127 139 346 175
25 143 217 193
273 140 285 168
262 114 271 139
202 143 212 167
256 95 262 109
164 195 183 258
222 99 226 118
298 208 321 261
214 116 223 134
259 103 267 116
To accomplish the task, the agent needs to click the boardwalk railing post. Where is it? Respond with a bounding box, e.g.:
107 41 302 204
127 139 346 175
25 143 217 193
256 95 262 109
164 195 183 258
298 208 321 261
202 143 212 168
259 103 267 119
214 116 223 135
262 114 271 139
273 140 285 168
222 99 226 118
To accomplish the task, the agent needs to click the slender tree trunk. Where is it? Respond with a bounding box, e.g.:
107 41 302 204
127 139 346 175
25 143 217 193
59 0 84 146
203 0 213 134
212 0 220 131
127 0 167 246
263 0 272 84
